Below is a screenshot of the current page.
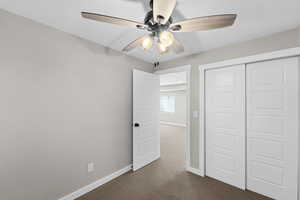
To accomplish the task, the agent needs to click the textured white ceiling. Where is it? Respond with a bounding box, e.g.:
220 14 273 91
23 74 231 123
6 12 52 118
1 0 300 63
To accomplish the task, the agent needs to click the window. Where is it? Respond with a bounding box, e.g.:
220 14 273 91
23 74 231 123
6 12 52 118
160 95 175 113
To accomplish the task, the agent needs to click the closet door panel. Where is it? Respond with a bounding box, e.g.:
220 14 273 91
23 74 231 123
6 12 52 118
246 58 298 200
205 65 246 189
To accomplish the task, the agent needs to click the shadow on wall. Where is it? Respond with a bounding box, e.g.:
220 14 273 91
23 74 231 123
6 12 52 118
74 35 124 57
298 26 300 45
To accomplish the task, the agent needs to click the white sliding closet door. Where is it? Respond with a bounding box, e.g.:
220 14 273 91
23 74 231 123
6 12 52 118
246 58 299 200
205 65 246 189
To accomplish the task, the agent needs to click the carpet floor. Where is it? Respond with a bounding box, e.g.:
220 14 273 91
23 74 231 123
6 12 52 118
77 124 271 200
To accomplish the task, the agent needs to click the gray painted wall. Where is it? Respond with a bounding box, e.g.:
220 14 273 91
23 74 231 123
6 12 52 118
298 26 300 45
298 57 300 200
157 28 300 168
0 9 152 200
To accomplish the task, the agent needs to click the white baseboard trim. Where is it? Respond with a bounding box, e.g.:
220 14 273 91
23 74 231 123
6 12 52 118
186 166 204 177
58 165 132 200
160 121 186 128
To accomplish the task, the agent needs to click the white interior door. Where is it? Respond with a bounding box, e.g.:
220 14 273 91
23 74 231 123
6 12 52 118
246 58 299 200
205 65 246 189
133 69 160 171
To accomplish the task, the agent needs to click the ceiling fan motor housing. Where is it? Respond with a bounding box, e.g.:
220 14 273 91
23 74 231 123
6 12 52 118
144 10 173 36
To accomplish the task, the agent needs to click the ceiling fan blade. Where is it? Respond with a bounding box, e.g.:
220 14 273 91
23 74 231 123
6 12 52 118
122 35 149 52
153 0 177 24
81 12 146 29
170 14 237 32
170 39 184 54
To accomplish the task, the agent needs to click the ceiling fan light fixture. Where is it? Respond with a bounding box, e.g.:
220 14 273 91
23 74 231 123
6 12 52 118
159 31 174 47
157 42 168 54
141 35 154 50
81 0 237 55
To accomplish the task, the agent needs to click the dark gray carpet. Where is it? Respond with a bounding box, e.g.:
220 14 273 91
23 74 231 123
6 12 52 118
77 125 271 200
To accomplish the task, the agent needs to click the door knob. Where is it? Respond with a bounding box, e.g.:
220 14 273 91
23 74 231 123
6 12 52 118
134 123 140 127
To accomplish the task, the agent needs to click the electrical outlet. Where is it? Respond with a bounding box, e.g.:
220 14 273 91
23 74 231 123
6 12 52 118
87 162 94 173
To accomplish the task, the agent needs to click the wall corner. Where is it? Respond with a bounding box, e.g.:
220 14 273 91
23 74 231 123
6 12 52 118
297 26 300 46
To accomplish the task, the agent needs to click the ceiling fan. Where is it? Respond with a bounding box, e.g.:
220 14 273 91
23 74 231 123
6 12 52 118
81 0 237 55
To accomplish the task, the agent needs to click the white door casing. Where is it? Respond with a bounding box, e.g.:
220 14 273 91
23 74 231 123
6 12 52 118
154 65 192 170
246 58 299 200
133 69 160 171
205 65 246 189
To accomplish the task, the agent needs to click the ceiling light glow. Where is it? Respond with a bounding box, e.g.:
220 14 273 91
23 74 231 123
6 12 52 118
141 36 153 50
158 42 168 54
159 31 174 47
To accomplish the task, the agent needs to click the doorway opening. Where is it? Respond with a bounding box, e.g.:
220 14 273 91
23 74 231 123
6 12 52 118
132 66 191 172
155 65 191 170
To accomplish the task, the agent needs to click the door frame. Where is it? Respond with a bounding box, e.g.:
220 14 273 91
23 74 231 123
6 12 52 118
198 47 300 177
154 65 192 170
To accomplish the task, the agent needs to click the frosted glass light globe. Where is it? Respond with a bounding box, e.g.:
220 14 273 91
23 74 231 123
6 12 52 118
159 31 174 47
158 42 168 54
142 36 153 50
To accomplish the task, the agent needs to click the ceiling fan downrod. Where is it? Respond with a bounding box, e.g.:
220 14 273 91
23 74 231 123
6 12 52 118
144 0 174 35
